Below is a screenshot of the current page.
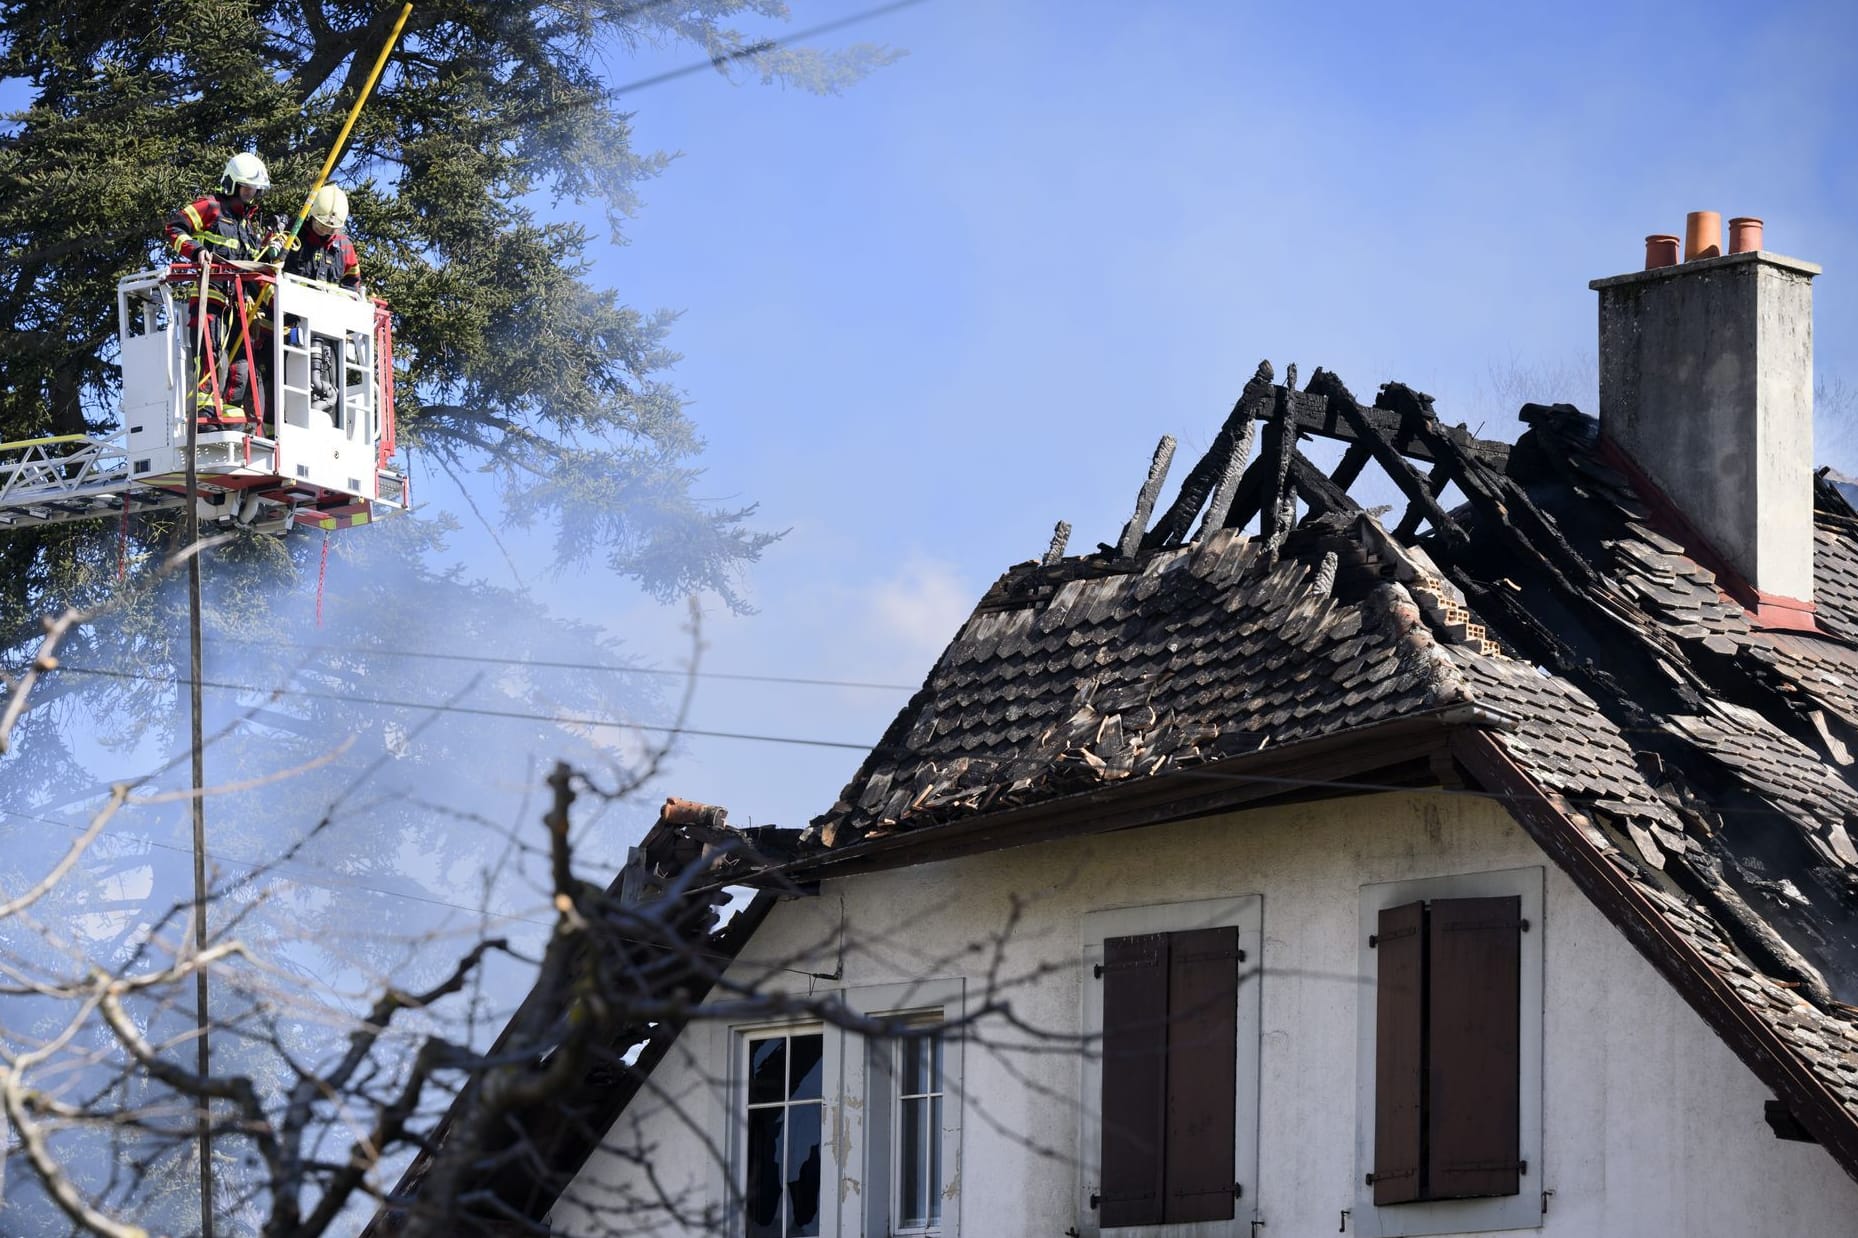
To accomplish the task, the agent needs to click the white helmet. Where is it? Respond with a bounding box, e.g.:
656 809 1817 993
308 184 350 233
221 152 270 196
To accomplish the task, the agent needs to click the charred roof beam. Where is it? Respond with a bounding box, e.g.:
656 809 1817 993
1144 363 1273 550
1287 449 1359 519
1258 387 1300 563
1116 434 1177 558
1282 376 1510 471
1303 368 1470 551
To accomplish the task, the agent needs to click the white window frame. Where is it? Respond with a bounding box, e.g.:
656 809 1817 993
721 978 965 1238
1354 866 1545 1238
731 1019 840 1238
1077 894 1264 1237
844 979 965 1238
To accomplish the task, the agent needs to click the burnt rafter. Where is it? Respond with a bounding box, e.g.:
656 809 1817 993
1117 435 1178 558
1143 363 1274 550
1258 386 1301 561
1219 449 1277 536
1303 369 1469 550
1395 461 1454 541
1287 449 1359 519
1285 377 1510 471
1334 380 1711 720
1328 440 1375 494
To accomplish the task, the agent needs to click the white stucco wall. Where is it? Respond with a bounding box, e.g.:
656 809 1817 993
555 791 1858 1237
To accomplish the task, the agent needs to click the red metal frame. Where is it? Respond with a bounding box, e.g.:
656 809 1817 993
169 264 273 430
374 298 397 471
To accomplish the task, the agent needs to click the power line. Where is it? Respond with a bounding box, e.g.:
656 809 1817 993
202 634 918 693
611 0 928 94
0 803 557 929
53 663 874 751
39 660 1851 826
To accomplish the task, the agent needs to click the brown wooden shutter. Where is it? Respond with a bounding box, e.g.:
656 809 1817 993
1163 925 1238 1223
1100 933 1169 1227
1372 901 1425 1205
1427 896 1522 1199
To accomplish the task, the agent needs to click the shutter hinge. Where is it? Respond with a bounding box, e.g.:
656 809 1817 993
1089 1192 1100 1210
1234 1181 1244 1199
1092 963 1103 979
1521 917 1531 931
1367 934 1376 948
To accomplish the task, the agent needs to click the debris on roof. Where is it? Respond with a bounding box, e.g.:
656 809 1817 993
399 353 1858 1224
799 363 1858 1174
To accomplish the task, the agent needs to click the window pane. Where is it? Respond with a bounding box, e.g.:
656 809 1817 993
932 1033 944 1093
901 1036 927 1096
749 1037 787 1106
929 1093 944 1224
900 1095 927 1227
745 1107 784 1238
787 1100 823 1236
789 1032 823 1101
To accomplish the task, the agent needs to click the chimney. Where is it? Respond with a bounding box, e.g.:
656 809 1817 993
1590 232 1821 628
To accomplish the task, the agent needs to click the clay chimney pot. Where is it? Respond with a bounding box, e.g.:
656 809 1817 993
1729 216 1765 255
1645 235 1680 270
1684 210 1722 261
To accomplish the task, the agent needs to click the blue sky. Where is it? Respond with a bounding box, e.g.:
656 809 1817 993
1 5 1853 1212
427 0 1856 842
23 0 1844 882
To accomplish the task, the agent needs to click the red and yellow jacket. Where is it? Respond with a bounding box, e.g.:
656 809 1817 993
164 192 267 265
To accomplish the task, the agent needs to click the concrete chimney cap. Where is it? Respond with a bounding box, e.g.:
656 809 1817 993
1590 249 1821 292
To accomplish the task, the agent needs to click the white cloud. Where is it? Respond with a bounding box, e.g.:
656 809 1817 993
862 556 974 664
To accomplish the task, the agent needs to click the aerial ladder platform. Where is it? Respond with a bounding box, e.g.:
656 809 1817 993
0 262 409 538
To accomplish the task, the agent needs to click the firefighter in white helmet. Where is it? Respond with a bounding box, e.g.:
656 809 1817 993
163 152 274 427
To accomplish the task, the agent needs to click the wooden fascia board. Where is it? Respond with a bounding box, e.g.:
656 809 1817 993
1449 729 1858 1186
739 713 1475 889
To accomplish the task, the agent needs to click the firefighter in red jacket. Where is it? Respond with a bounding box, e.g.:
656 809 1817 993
164 152 272 427
283 184 363 413
284 184 362 291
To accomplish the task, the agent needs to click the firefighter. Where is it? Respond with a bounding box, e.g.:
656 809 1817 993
284 184 362 291
283 184 362 413
164 152 273 428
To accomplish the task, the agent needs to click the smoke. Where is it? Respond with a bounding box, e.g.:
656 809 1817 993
0 505 697 1227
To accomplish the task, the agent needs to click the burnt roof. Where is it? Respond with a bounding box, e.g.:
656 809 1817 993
799 362 1858 1177
413 363 1858 1226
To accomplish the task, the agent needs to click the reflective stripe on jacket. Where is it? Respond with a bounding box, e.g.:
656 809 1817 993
164 193 266 264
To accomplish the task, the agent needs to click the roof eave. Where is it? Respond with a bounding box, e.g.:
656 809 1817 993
1450 728 1858 1186
729 704 1516 890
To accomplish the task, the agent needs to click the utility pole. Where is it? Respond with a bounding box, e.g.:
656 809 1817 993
187 258 214 1238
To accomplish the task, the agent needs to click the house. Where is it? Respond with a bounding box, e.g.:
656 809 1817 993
385 236 1858 1237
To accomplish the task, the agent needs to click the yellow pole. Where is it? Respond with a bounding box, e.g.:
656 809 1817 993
284 2 413 252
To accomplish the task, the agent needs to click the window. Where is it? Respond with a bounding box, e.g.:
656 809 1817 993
1081 896 1262 1234
891 1028 946 1233
727 979 964 1238
864 1022 948 1235
744 1029 826 1238
1356 869 1543 1237
851 982 964 1238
